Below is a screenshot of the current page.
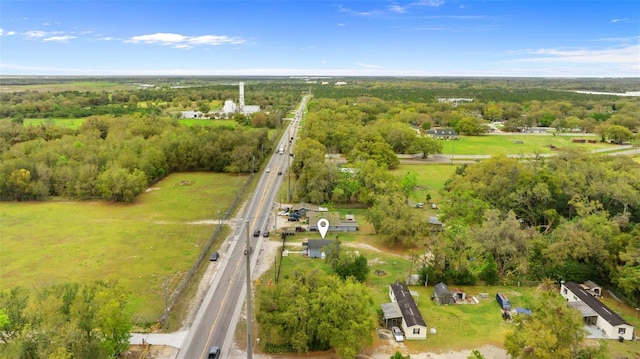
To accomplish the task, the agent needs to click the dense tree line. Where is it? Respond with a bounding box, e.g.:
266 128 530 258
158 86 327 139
0 281 132 359
256 268 375 359
0 80 306 120
0 114 271 202
421 151 640 304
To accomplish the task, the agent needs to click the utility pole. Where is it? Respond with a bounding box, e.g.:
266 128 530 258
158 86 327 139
245 222 253 359
287 128 291 202
163 277 169 329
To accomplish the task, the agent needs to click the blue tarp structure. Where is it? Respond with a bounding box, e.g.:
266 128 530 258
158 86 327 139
515 308 532 315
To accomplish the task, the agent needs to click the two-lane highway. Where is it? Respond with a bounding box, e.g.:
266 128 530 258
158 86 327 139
177 95 309 359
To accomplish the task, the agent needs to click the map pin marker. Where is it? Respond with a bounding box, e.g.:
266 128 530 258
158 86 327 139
317 218 329 239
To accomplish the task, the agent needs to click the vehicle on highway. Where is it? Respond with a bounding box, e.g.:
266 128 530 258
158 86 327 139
392 326 404 342
253 230 261 237
208 346 220 359
262 230 269 237
244 246 253 255
266 167 271 173
209 252 219 261
278 170 282 175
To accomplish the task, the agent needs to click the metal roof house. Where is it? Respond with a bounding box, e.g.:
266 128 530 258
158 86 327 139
425 129 459 140
561 281 634 340
302 239 336 258
389 283 427 340
308 212 358 233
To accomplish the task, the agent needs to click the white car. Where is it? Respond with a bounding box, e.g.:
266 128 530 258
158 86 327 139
392 326 404 342
278 211 289 216
265 167 271 173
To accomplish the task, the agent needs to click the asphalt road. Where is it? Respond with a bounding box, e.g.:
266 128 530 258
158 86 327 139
176 96 309 359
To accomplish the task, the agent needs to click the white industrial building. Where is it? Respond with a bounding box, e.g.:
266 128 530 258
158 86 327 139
222 82 261 116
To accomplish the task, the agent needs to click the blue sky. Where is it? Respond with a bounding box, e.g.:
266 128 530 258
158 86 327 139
1 0 638 77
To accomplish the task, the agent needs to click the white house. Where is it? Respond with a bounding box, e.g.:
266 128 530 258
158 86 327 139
181 110 203 119
561 282 634 340
388 282 427 340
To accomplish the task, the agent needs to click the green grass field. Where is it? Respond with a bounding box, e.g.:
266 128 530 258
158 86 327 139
23 118 86 129
0 81 135 93
1 172 246 324
393 164 457 206
439 134 615 155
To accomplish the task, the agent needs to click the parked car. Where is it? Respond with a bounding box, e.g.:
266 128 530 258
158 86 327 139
416 202 424 208
262 230 269 237
392 326 404 342
253 230 261 237
287 216 299 222
431 203 438 209
208 346 220 359
209 251 219 261
295 226 306 232
278 210 289 216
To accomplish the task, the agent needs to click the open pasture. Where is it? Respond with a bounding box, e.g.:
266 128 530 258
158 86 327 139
23 118 85 129
439 134 614 155
1 172 244 323
0 81 134 93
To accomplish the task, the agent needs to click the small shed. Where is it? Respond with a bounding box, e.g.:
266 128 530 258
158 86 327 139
433 282 455 305
428 216 444 232
581 280 602 298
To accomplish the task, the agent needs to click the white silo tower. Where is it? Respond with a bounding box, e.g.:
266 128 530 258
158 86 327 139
239 82 245 110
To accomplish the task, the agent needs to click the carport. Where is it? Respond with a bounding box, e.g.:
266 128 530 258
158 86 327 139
381 302 402 328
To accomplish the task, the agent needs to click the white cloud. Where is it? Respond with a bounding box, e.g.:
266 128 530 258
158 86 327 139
610 18 628 23
413 0 445 7
24 30 48 38
321 60 327 65
126 32 245 48
43 35 76 42
389 5 408 13
336 5 380 17
518 44 640 65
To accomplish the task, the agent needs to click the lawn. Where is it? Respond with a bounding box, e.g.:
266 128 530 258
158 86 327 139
260 240 640 356
0 81 135 93
439 134 615 156
23 118 86 129
1 172 246 324
261 241 527 352
393 164 457 206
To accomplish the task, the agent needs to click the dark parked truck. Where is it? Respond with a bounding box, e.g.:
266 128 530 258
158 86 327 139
496 292 511 310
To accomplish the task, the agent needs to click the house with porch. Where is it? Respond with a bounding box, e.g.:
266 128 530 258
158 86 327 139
426 129 459 140
560 281 634 340
388 282 427 340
